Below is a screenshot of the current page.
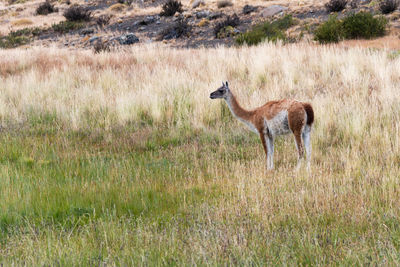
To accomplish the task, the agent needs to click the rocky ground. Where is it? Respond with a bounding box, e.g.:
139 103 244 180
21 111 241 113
0 0 400 50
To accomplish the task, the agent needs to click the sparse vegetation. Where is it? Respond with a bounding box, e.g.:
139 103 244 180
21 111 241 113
52 21 85 33
96 14 112 28
160 0 183 16
379 0 399 14
108 3 126 12
63 5 92 22
36 1 58 15
0 27 41 48
11 18 33 26
314 12 387 43
236 15 294 45
325 0 348 12
158 17 191 39
93 40 111 53
217 0 233 8
214 14 240 38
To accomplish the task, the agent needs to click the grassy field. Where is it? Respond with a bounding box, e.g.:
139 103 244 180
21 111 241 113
0 43 400 265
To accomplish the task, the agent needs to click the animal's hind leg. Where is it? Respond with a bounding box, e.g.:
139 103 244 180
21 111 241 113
302 125 312 171
288 104 306 171
293 131 304 171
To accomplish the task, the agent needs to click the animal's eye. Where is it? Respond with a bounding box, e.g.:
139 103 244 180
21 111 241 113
218 89 224 93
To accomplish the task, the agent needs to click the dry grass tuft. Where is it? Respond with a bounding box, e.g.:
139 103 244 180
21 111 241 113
11 18 33 26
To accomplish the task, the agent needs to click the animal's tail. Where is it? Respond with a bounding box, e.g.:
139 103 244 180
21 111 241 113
303 103 314 125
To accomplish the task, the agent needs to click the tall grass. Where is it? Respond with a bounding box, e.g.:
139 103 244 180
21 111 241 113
0 43 400 265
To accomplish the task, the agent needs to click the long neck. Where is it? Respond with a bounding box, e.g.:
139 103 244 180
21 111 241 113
225 92 255 122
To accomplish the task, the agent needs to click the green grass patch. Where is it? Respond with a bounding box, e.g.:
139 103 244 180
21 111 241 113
52 21 85 34
0 27 41 49
236 15 295 46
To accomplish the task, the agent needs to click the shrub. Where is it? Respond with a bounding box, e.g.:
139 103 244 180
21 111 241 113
342 12 387 39
11 18 33 26
314 12 388 43
109 3 125 12
160 0 183 16
0 27 40 48
325 0 348 12
314 15 343 43
214 14 239 37
36 1 58 15
63 5 91 21
52 21 85 33
93 41 111 53
158 18 191 39
217 0 233 8
235 15 294 45
379 0 399 14
96 15 112 28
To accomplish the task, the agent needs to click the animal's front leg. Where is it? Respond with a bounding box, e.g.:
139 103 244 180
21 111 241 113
266 135 274 170
259 131 270 170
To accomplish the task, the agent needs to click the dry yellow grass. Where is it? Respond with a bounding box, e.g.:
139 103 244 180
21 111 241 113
0 43 400 264
108 3 126 12
11 18 32 26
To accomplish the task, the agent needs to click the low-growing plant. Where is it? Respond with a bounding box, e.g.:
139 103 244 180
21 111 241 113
314 12 387 43
36 1 58 15
96 14 112 28
214 14 240 37
314 15 343 43
235 15 294 45
93 41 111 53
325 0 348 12
63 5 91 21
217 0 233 8
158 17 191 39
52 21 85 33
379 0 399 14
160 0 183 16
0 27 41 48
342 12 387 39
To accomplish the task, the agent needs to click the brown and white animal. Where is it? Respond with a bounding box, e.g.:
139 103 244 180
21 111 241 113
210 81 314 171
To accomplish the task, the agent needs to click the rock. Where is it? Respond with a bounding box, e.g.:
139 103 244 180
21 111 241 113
89 36 100 43
117 33 139 45
195 10 210 19
208 12 222 20
260 5 288 17
140 15 158 25
80 28 95 35
139 26 146 31
198 18 209 26
192 0 205 8
243 5 257 14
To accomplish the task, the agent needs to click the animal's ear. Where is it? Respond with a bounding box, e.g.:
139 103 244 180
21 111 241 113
222 81 225 87
225 81 229 87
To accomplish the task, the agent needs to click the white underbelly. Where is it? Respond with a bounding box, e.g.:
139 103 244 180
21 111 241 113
265 111 290 136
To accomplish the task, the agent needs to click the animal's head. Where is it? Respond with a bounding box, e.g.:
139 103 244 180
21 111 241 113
210 81 230 100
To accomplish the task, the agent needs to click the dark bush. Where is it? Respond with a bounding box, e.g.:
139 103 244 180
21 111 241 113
63 5 92 21
342 12 387 39
314 15 343 43
214 14 240 37
93 41 111 53
160 0 183 16
96 14 112 28
158 18 191 39
379 0 399 14
325 0 348 12
235 15 294 45
36 1 58 15
314 12 387 43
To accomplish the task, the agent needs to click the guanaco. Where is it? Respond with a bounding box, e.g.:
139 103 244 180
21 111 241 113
210 81 314 171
